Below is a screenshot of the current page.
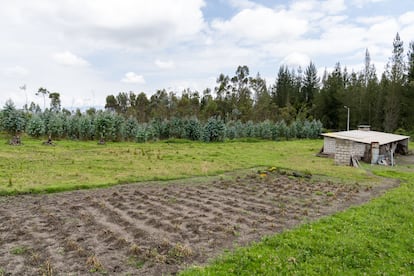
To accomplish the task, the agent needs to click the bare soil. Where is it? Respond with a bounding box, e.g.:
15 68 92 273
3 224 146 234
0 169 398 275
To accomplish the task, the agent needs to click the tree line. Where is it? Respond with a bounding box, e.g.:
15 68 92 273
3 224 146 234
103 33 414 133
1 33 413 143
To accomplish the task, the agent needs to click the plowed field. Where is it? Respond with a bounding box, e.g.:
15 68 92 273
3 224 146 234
0 170 395 275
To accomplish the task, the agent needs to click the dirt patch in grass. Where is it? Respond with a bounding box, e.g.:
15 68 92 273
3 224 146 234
394 153 414 166
0 169 398 275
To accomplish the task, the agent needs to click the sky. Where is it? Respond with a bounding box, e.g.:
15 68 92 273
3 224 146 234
1 0 413 110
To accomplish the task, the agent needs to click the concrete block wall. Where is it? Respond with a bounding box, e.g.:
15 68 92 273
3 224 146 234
335 139 352 165
323 137 336 154
353 142 366 158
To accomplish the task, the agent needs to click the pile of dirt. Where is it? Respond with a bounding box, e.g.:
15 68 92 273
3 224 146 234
0 170 398 275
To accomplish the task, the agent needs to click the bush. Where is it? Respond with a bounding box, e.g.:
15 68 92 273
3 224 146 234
184 118 202 141
150 119 170 140
135 124 155 143
243 121 256 138
94 112 116 141
309 120 323 138
26 115 45 138
274 120 288 140
78 115 95 140
168 117 186 139
203 117 226 142
256 120 274 140
44 112 66 138
109 114 125 142
1 100 27 135
66 115 80 140
123 117 139 141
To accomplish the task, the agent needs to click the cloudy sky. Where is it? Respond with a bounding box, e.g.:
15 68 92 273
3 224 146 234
1 0 413 110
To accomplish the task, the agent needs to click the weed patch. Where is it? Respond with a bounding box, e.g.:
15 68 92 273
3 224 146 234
10 246 27 255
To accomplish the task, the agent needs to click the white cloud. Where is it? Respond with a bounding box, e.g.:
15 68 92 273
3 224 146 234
365 18 399 45
399 11 414 26
356 16 389 25
281 52 311 68
0 0 412 110
121 72 145 84
11 0 207 51
155 59 175 69
1 66 29 77
351 0 385 8
320 0 346 14
227 0 258 10
52 51 89 66
212 6 308 43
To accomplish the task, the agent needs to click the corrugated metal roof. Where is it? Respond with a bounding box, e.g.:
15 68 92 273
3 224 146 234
321 130 409 145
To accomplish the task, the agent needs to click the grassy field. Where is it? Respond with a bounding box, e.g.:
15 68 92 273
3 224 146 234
180 151 414 275
0 137 372 195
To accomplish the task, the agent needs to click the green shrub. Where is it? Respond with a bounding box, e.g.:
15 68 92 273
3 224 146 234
1 100 27 135
168 117 186 139
150 118 170 140
135 124 156 143
26 115 45 138
184 118 202 141
78 115 95 140
202 116 226 142
43 112 66 138
124 117 139 141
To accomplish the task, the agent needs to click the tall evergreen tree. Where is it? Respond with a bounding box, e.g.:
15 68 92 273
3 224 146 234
402 41 414 130
384 32 405 132
272 65 295 108
315 63 344 129
302 61 320 108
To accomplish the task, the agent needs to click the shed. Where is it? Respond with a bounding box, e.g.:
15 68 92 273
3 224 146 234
321 127 409 166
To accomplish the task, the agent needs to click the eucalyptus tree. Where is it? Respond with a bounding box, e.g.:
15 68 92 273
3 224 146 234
250 73 273 121
200 88 218 120
36 87 50 110
134 92 150 122
49 92 61 112
214 73 233 120
231 65 253 121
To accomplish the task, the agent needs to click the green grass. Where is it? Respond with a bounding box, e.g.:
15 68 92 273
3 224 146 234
10 246 28 255
0 137 373 195
180 149 414 275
